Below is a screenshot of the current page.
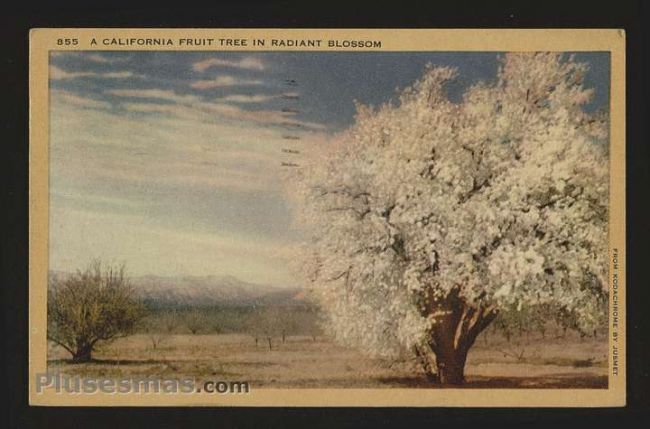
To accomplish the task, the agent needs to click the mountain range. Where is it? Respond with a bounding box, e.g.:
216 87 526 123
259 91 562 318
48 271 304 308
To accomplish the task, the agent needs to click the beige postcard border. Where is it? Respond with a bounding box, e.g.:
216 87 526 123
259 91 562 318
29 28 626 407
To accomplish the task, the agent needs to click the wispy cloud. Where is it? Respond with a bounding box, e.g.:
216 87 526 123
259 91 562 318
190 75 263 90
120 99 324 130
85 53 131 64
192 56 265 72
108 88 283 109
215 94 277 104
106 88 199 104
50 65 136 80
49 98 326 195
51 89 111 110
107 84 322 129
51 191 148 211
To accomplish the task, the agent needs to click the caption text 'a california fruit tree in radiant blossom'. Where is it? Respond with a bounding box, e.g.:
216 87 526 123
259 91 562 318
293 53 609 385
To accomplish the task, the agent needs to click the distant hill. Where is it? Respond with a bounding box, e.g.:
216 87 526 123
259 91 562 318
48 271 305 308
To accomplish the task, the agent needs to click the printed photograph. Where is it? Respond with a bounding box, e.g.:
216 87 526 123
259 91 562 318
46 50 610 388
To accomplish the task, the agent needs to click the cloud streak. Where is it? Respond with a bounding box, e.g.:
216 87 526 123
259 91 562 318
51 89 112 110
190 75 264 89
106 88 199 104
50 91 328 196
85 53 131 64
192 56 265 72
50 65 137 80
106 86 324 130
215 94 278 103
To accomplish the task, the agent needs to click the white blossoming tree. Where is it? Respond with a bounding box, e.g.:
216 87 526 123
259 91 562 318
293 53 609 384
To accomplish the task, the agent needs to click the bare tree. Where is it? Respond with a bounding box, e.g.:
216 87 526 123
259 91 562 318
184 310 207 335
140 310 181 350
300 308 323 341
47 260 145 362
144 321 167 350
160 309 180 334
274 307 296 343
247 307 279 350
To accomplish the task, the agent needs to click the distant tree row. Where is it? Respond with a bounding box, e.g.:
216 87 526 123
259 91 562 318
140 306 323 351
245 306 323 350
485 303 606 346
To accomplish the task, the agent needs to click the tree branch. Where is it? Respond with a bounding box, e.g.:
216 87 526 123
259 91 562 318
47 335 75 355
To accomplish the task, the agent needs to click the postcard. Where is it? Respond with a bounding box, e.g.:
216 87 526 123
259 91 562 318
29 28 625 406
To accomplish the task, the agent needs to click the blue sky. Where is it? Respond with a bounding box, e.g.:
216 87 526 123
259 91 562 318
48 51 610 286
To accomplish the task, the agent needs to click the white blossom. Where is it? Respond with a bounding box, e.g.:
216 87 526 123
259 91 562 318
290 53 608 361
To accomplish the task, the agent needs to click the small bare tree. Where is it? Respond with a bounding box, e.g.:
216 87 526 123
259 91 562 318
245 312 262 347
247 307 279 350
273 307 296 343
143 318 166 350
300 308 323 342
141 310 180 350
47 261 145 362
184 310 207 335
160 309 180 335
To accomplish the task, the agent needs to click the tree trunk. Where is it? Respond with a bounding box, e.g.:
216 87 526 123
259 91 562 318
435 346 469 385
422 288 497 385
429 316 471 385
414 345 438 383
72 344 92 363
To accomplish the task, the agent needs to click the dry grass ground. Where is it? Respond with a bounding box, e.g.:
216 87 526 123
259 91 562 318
47 333 607 388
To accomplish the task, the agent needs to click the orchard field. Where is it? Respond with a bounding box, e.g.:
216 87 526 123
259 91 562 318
48 330 607 388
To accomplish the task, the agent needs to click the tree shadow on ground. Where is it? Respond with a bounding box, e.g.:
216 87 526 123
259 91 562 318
377 374 607 389
47 358 169 366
